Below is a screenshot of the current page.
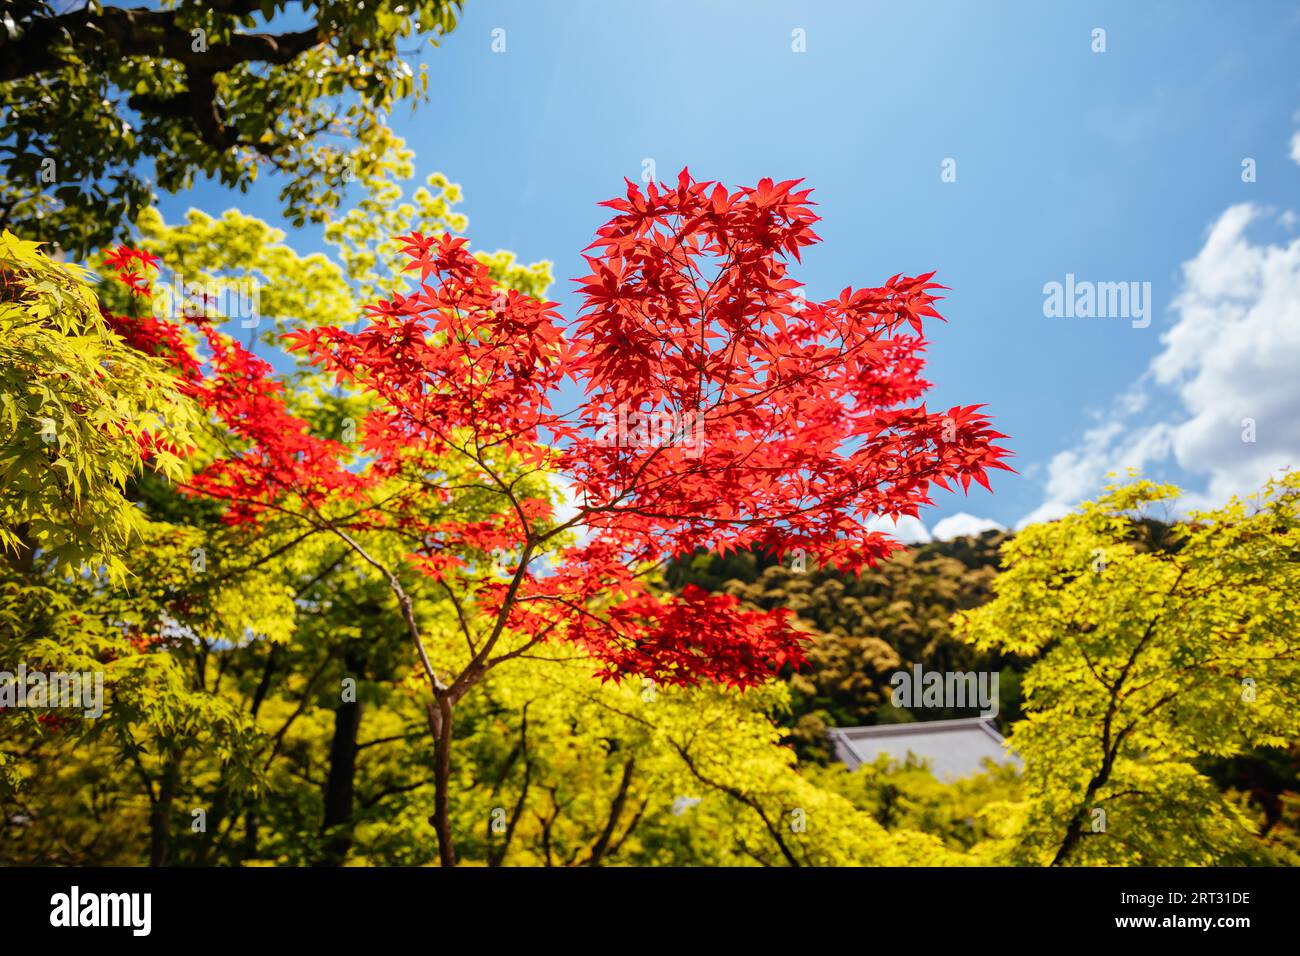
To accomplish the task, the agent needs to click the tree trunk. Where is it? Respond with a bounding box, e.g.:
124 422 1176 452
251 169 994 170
243 810 260 861
317 696 363 865
427 698 456 866
585 757 635 866
149 755 181 867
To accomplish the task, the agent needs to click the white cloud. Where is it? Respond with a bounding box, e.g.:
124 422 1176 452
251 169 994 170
931 512 1007 541
1022 202 1300 525
1019 419 1174 527
1291 129 1300 166
865 514 931 544
547 473 593 546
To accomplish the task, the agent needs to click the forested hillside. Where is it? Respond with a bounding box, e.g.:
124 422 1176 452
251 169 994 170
668 533 1027 759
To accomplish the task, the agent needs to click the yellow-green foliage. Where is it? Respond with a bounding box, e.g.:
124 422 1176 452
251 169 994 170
810 754 1024 864
0 519 267 831
104 136 553 347
320 138 551 303
0 231 200 579
955 472 1300 865
286 630 962 867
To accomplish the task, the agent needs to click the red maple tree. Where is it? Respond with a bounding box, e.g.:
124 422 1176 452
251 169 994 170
104 171 1011 864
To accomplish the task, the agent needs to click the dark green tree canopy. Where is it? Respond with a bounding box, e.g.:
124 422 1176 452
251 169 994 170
0 0 462 253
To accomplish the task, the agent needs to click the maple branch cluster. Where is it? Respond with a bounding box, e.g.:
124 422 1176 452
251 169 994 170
101 170 1011 689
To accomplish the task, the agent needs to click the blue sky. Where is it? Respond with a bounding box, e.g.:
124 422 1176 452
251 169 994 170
158 0 1300 537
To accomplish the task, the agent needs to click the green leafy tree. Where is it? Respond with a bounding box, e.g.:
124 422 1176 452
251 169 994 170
4 152 558 864
0 229 200 578
0 0 462 253
437 645 961 868
810 754 1024 863
955 473 1300 865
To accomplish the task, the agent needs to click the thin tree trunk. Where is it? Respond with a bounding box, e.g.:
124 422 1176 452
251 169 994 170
585 757 635 866
487 707 532 867
243 810 259 861
427 698 456 866
149 754 181 867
